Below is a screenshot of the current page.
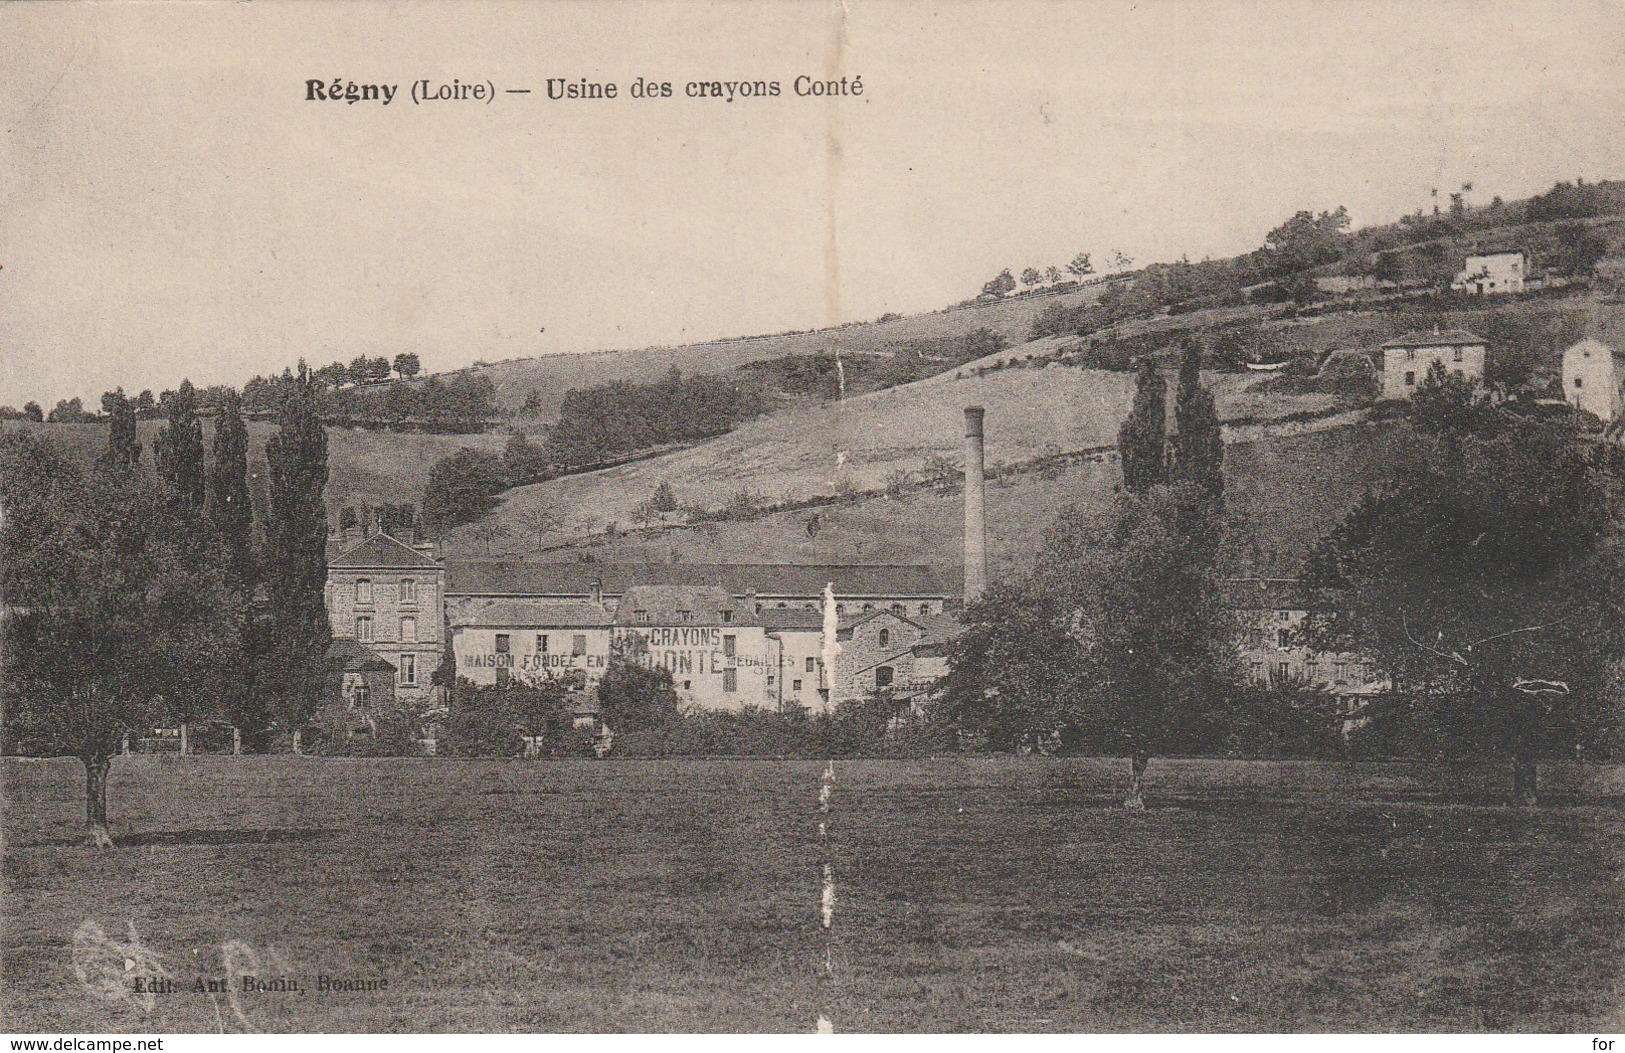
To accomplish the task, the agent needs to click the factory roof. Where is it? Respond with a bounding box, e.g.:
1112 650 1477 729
447 598 613 629
445 561 949 599
614 585 758 627
758 608 827 631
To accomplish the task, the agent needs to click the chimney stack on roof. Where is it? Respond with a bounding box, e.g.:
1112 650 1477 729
963 406 987 607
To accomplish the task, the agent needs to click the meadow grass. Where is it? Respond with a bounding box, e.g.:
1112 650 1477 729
3 756 1621 1032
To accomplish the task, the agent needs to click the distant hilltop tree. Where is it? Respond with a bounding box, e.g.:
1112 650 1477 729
393 352 422 380
981 269 1016 299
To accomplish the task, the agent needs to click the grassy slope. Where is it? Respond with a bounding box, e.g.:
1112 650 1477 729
0 419 505 515
460 283 1111 417
5 756 1621 1032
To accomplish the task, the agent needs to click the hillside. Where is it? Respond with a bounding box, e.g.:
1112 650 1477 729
441 282 1115 419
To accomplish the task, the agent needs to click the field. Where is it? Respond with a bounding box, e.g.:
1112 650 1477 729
5 756 1623 1033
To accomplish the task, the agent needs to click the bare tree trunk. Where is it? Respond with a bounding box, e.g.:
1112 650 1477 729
83 755 114 848
292 728 302 756
1124 752 1150 810
179 722 189 756
1511 752 1538 807
232 726 242 755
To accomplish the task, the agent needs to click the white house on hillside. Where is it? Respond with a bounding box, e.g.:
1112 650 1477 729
1562 338 1625 424
1379 328 1487 400
1452 251 1526 295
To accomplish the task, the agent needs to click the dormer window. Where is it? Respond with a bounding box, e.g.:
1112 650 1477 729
634 609 649 623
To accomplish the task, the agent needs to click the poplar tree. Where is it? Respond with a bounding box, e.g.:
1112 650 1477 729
1117 357 1167 494
1172 340 1224 503
155 379 206 507
208 389 255 592
99 388 141 470
263 364 331 746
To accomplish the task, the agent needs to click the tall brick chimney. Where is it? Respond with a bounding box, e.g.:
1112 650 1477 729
963 406 987 607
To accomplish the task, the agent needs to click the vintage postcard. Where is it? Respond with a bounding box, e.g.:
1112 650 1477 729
3 0 1624 1038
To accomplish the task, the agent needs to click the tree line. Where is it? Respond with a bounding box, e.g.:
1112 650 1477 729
941 353 1625 806
1 367 334 845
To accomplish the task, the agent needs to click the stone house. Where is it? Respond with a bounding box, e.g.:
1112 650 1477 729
324 531 445 707
1562 338 1625 425
1452 251 1526 295
834 608 965 709
1379 328 1487 400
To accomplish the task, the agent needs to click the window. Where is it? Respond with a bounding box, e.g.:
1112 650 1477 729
878 628 890 648
1276 661 1290 681
723 634 736 657
682 680 692 690
355 616 373 642
1278 611 1290 622
793 679 803 692
1575 376 1584 388
495 633 510 654
1405 348 1416 361
875 666 894 688
399 654 416 686
400 578 416 603
677 609 693 622
1334 661 1349 684
400 617 417 642
767 676 775 686
496 667 510 687
862 603 874 612
572 634 587 657
1452 347 1463 363
891 603 904 614
1404 371 1416 386
633 609 649 623
1277 629 1291 649
805 657 816 673
721 609 733 623
536 634 549 653
350 680 370 708
356 579 373 604
723 668 738 692
919 604 930 616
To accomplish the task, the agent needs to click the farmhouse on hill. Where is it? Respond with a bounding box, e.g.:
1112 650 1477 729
1452 250 1527 295
1562 337 1625 425
1379 328 1487 400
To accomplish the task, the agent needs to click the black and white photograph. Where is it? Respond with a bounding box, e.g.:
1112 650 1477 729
3 0 1625 1037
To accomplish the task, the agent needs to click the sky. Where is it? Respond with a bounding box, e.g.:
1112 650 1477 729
3 0 1625 408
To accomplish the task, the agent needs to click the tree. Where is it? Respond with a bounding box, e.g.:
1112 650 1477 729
368 356 392 383
470 519 511 554
313 362 349 390
1 433 243 845
47 397 93 423
650 480 678 513
502 431 548 484
1262 207 1350 276
155 379 206 508
1171 341 1223 501
1067 253 1094 280
1117 358 1167 495
348 355 373 387
597 637 682 735
1044 266 1063 285
208 389 256 595
1407 360 1500 438
1307 418 1625 804
262 364 331 747
515 506 561 546
1021 267 1043 288
22 401 43 422
393 352 422 380
99 389 141 471
981 269 1017 299
1111 250 1134 271
421 448 508 533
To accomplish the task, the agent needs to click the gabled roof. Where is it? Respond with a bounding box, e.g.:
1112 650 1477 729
327 638 396 673
329 532 440 570
1381 328 1485 349
445 561 949 599
448 598 613 629
614 585 757 627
